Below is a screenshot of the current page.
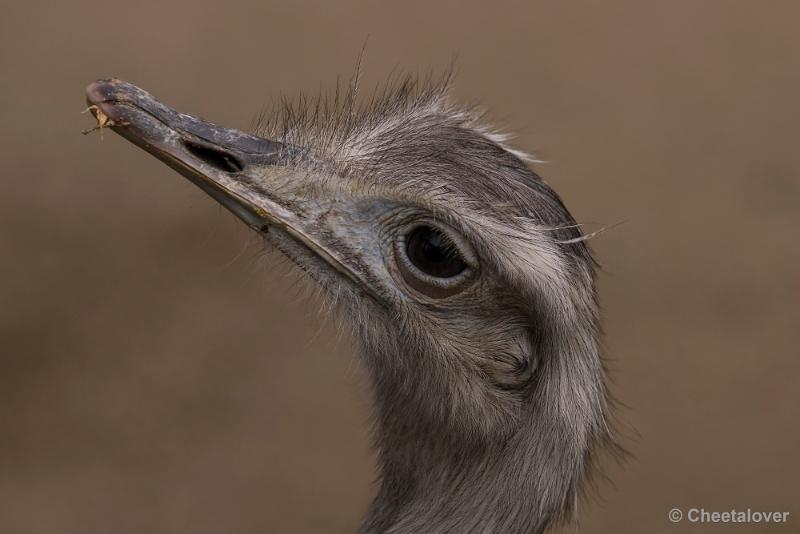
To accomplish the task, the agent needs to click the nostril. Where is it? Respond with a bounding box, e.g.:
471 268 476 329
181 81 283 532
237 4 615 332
182 140 244 173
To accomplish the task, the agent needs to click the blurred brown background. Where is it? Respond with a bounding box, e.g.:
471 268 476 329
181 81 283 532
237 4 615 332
1 1 798 533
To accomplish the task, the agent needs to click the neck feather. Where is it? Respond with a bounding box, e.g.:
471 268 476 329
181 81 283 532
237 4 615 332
358 354 597 534
354 282 607 533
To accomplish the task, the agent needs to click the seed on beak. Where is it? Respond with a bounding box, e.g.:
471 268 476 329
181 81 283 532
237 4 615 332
81 105 114 137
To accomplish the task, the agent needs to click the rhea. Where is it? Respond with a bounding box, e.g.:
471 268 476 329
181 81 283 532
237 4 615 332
85 75 614 534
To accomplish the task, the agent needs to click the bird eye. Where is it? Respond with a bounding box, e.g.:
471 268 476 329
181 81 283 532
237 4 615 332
405 226 466 277
394 224 477 299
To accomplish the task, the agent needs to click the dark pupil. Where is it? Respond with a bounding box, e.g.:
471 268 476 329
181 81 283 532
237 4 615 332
405 226 467 278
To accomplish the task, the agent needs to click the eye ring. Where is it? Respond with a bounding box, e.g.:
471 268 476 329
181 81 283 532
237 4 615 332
393 222 478 299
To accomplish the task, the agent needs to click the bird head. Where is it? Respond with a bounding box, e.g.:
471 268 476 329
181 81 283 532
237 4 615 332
86 76 610 469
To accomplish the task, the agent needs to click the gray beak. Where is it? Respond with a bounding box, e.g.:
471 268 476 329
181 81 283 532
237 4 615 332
85 79 381 301
85 78 290 231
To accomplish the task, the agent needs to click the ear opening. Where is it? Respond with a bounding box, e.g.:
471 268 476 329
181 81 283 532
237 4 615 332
485 326 538 391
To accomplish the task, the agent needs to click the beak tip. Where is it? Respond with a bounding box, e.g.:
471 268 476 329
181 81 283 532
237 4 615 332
85 78 129 124
86 78 115 104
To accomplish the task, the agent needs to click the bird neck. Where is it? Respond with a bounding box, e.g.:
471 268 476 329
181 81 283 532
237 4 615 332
352 327 602 534
353 298 603 533
359 418 566 534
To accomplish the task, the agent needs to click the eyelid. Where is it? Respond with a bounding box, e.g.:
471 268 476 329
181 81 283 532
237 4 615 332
392 221 479 299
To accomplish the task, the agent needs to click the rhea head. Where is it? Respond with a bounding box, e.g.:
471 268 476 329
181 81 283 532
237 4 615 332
86 75 613 533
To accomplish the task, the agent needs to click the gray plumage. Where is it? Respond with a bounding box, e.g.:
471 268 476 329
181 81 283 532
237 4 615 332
86 71 618 534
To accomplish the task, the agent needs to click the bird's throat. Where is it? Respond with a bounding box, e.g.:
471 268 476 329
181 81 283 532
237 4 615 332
359 430 557 534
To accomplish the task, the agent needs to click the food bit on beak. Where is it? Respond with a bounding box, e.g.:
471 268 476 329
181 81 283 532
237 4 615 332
81 104 114 137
